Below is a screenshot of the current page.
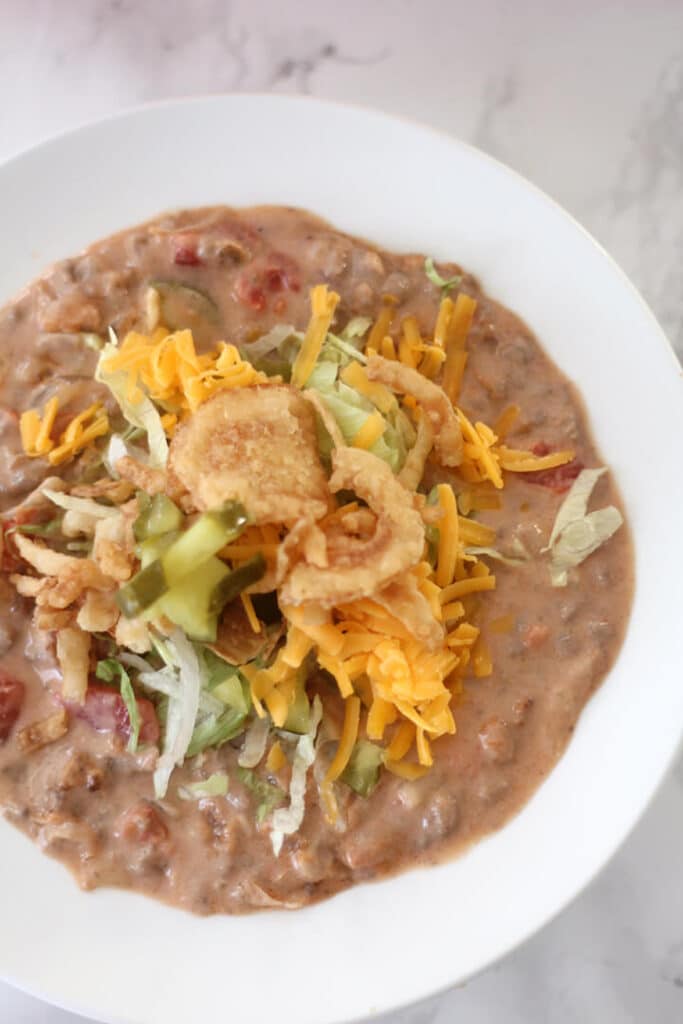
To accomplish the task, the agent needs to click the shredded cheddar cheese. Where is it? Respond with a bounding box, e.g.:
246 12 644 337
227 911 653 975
20 398 109 465
102 328 267 415
351 409 386 450
291 284 340 388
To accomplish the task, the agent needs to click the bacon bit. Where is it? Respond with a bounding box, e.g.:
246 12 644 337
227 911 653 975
520 623 550 649
0 670 25 742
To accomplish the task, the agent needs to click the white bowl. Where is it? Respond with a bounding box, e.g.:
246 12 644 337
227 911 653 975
0 95 681 1024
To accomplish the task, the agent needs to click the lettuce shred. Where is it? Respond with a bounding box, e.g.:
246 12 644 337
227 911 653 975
542 468 624 586
270 696 323 855
95 334 169 469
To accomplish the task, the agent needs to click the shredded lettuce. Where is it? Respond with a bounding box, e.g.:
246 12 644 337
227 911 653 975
153 629 202 798
95 658 140 753
340 316 372 341
237 767 286 824
238 715 270 769
307 365 408 472
185 707 246 757
324 332 368 365
240 324 300 362
95 336 168 469
464 545 528 567
270 695 323 856
542 468 624 586
424 256 462 295
178 772 229 801
41 487 120 521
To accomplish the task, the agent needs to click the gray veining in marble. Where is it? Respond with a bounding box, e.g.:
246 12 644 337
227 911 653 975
0 2 681 1022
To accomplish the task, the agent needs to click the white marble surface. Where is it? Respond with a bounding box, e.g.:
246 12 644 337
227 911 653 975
0 1 681 1021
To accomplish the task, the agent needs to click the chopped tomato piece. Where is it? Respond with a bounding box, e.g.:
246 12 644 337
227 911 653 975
0 670 24 742
72 682 159 746
171 234 203 267
526 442 583 493
234 252 301 311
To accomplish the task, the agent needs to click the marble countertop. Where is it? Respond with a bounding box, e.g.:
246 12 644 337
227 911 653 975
1 2 681 1021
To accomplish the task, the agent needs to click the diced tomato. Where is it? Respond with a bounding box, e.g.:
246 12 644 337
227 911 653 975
234 252 301 311
72 683 160 746
0 670 25 742
235 278 267 311
115 800 169 845
525 460 583 493
171 233 203 267
525 442 583 493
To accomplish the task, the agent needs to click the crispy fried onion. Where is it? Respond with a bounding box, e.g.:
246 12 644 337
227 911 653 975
10 533 118 633
279 447 425 608
115 455 167 496
373 575 444 650
398 412 434 491
366 355 462 466
70 477 135 503
56 627 91 703
17 707 69 753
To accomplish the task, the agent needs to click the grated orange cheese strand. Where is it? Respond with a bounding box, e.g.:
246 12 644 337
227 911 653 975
380 335 397 361
325 696 361 785
385 760 430 781
497 446 575 472
280 626 314 669
399 315 422 368
239 664 269 718
286 284 340 389
397 315 419 372
317 652 354 698
366 295 397 353
386 720 415 761
266 740 286 773
458 516 496 546
472 638 493 678
493 404 520 441
441 600 466 622
440 576 496 602
457 408 503 489
433 296 454 348
264 687 289 728
416 728 433 766
447 292 477 350
435 483 459 587
342 653 370 680
442 293 476 401
240 593 261 634
367 696 396 740
19 409 41 453
35 397 60 453
283 605 345 656
351 410 386 450
340 362 396 413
